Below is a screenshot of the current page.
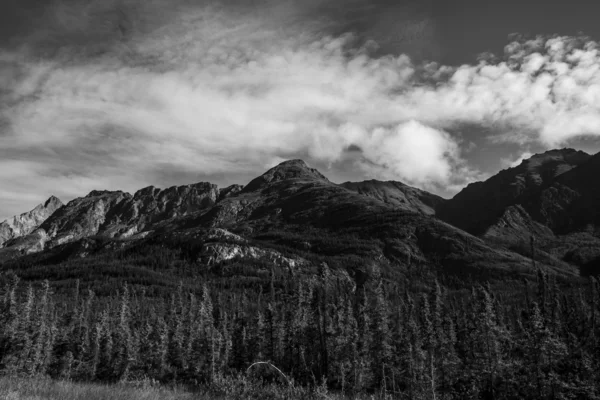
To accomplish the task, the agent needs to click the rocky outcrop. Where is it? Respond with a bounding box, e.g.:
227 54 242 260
3 229 50 255
340 180 445 215
201 242 306 269
0 196 63 247
204 228 247 243
218 184 244 201
483 205 554 243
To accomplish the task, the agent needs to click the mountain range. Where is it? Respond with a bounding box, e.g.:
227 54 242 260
2 149 599 282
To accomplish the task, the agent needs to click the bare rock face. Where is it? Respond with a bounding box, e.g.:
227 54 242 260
4 230 51 255
204 228 247 243
201 242 306 269
39 190 132 247
483 205 554 243
218 184 244 201
0 196 63 247
109 182 220 237
7 183 220 253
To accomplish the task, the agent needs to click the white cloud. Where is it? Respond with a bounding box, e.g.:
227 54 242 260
4 2 600 219
500 151 534 169
358 121 475 189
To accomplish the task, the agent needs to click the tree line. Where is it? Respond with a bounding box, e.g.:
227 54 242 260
0 266 599 399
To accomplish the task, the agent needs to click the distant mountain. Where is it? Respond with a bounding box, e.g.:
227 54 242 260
0 158 577 280
340 180 446 215
4 182 226 255
525 151 600 234
438 148 591 235
0 196 63 247
436 148 600 274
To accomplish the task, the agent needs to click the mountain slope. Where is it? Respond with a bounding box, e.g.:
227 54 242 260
340 180 446 215
438 148 591 235
525 151 600 234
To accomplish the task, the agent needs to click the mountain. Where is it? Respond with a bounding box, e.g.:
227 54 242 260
438 148 591 235
0 196 63 247
340 180 446 215
0 159 578 282
525 151 600 234
435 148 600 275
3 182 222 255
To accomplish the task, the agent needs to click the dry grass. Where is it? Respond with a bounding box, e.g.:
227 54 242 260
0 375 394 400
0 376 199 400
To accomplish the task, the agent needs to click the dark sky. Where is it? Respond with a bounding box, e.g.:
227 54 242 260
431 0 600 64
3 0 600 62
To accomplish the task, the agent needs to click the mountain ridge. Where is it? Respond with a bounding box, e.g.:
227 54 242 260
0 156 581 280
438 148 592 235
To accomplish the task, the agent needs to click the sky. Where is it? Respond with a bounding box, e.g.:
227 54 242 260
3 0 600 220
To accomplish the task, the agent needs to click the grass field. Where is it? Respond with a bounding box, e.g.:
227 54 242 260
0 375 389 400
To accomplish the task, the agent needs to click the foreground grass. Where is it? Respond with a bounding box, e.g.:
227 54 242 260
0 376 199 400
0 375 390 400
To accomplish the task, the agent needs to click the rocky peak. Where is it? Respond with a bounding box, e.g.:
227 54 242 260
243 159 329 192
0 196 63 246
44 195 62 209
520 148 590 183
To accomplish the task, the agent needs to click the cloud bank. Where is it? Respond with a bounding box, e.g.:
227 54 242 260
2 0 600 219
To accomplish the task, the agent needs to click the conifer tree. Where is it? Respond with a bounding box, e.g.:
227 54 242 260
372 275 392 390
356 287 372 391
116 284 135 380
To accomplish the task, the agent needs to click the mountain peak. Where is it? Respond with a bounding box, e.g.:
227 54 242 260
243 159 329 192
44 195 63 209
0 196 64 246
522 148 590 169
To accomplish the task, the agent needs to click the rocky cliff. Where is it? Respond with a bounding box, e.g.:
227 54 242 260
0 196 63 247
5 182 221 254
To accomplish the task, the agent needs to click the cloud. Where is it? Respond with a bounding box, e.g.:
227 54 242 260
355 120 479 190
500 151 534 169
3 1 600 218
405 35 600 146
